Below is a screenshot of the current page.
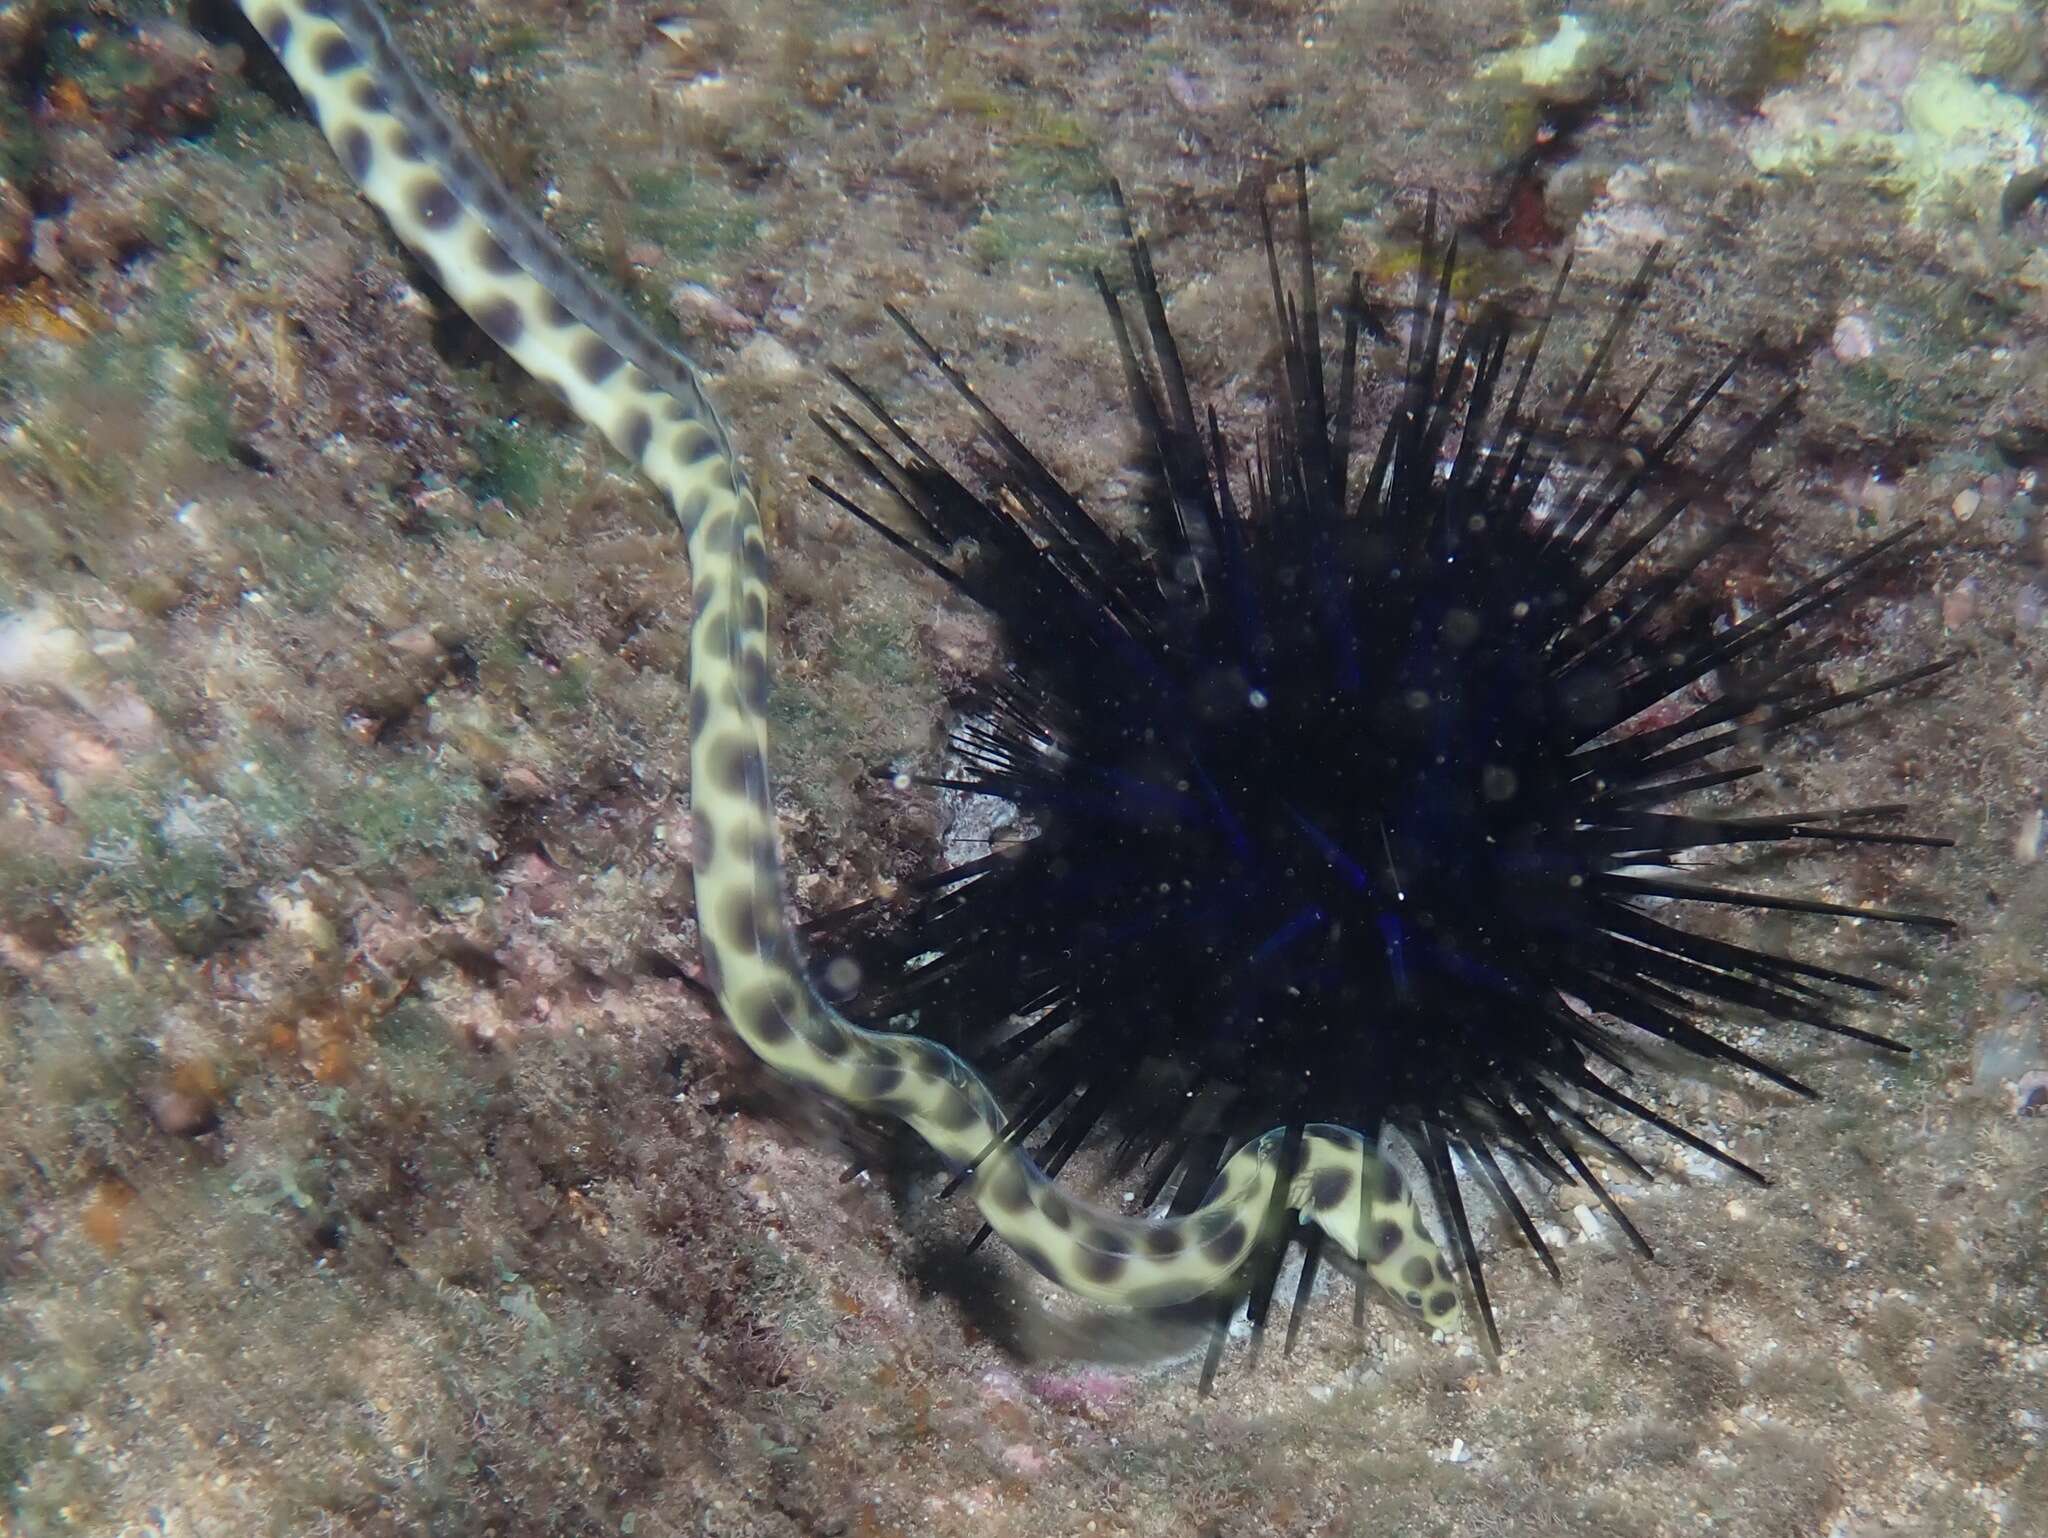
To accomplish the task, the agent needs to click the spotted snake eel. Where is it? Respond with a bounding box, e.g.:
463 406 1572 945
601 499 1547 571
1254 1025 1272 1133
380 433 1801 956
236 0 1465 1330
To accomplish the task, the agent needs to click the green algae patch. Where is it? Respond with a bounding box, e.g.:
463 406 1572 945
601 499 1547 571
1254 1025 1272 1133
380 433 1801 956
1479 13 1607 92
967 106 1118 277
0 94 40 183
231 511 348 612
334 756 484 871
0 217 244 599
621 164 763 275
76 781 247 952
1899 62 2041 187
1748 55 2044 223
465 415 572 514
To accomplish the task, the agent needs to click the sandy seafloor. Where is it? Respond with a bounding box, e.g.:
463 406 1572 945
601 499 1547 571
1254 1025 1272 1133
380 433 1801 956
0 0 2044 1533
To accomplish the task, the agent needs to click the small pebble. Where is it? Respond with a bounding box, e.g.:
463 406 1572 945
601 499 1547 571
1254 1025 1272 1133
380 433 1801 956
1941 579 1978 630
2015 1071 2048 1115
386 622 444 660
1831 313 1877 364
30 215 66 280
1000 1442 1048 1476
149 1088 219 1138
736 332 802 380
673 281 754 336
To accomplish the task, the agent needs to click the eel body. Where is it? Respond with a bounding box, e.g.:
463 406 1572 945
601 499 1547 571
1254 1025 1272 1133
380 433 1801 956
236 0 1463 1328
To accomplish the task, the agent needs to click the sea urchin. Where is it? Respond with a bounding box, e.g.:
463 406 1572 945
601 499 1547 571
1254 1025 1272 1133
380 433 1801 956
812 172 1953 1371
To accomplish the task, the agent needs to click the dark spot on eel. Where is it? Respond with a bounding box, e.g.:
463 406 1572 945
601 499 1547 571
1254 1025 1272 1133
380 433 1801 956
1142 1223 1185 1258
1078 1248 1128 1287
621 409 653 462
338 124 372 179
475 297 523 348
1309 1167 1354 1211
313 33 358 74
1201 1219 1248 1267
473 233 517 275
578 336 623 385
413 178 457 231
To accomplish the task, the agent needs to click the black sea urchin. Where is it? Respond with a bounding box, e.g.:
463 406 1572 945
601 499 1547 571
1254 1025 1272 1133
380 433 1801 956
811 173 1953 1361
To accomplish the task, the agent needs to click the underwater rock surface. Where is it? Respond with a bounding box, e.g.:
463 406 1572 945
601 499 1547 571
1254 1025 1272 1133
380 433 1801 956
0 0 2041 1533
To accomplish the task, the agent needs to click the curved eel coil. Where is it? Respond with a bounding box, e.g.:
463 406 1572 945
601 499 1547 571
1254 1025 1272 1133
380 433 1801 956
236 0 1465 1333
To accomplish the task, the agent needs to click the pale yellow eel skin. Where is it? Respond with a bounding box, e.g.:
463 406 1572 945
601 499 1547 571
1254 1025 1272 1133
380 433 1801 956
236 0 1463 1329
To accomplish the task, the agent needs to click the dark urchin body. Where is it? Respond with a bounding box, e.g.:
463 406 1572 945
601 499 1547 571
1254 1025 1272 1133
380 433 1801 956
812 177 1952 1358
